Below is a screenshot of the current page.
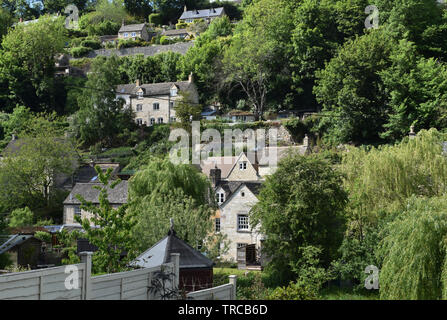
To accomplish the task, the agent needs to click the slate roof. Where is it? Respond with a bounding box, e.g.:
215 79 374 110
215 180 263 205
119 23 147 33
63 180 128 205
116 81 193 96
258 146 309 166
180 7 225 20
161 28 189 36
131 229 214 269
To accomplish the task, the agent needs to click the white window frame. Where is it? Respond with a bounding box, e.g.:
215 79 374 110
131 32 136 37
137 91 143 99
170 116 176 123
136 118 143 125
136 104 143 111
170 88 177 97
216 192 225 204
74 205 81 216
239 161 247 170
157 117 163 124
237 214 249 231
124 33 128 38
153 102 160 110
150 118 155 125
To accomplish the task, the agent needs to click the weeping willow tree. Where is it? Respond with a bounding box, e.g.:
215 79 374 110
128 158 226 257
334 128 447 287
378 196 447 300
341 128 447 234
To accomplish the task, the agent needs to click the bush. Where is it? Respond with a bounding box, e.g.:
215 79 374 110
159 36 170 45
81 39 101 50
267 281 318 300
70 46 92 58
176 22 188 29
117 38 150 49
8 207 34 228
149 13 162 26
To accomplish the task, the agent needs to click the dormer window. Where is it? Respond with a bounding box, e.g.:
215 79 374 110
170 87 178 97
216 192 225 204
137 91 143 99
239 161 247 170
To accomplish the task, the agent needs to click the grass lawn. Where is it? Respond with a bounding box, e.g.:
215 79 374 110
320 286 379 300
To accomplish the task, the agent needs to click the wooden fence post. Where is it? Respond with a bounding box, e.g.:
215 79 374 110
80 251 93 300
229 275 237 300
171 253 180 290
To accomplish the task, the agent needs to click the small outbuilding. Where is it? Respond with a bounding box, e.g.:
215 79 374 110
131 224 214 293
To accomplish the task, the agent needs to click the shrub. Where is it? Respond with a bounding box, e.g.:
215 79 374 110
8 207 34 228
149 13 162 26
70 46 92 58
159 36 170 45
80 39 101 50
176 22 188 29
267 281 318 300
34 231 52 243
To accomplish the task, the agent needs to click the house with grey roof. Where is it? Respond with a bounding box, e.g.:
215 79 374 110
161 28 190 39
179 6 226 24
62 180 128 225
200 152 264 266
118 22 150 41
116 74 199 126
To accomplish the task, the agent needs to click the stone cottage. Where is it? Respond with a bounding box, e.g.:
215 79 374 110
116 73 199 125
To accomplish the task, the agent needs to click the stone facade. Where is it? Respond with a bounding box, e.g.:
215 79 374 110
117 76 199 125
226 153 260 181
218 184 262 262
118 23 150 41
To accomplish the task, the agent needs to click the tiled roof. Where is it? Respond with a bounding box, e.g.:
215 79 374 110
131 229 214 269
200 156 238 179
63 180 128 205
179 7 224 20
116 81 192 96
119 23 146 33
258 146 309 166
216 180 263 205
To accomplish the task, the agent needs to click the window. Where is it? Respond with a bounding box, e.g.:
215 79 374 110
150 118 155 125
124 33 128 38
170 88 177 96
215 218 221 232
137 91 143 99
170 101 175 109
237 243 247 249
136 118 143 125
74 206 81 216
239 161 247 170
153 103 160 110
216 192 225 204
157 117 163 124
131 32 136 37
237 214 249 231
136 104 143 111
241 191 245 197
170 116 176 123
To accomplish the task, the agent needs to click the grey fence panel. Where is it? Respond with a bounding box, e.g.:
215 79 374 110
186 275 237 300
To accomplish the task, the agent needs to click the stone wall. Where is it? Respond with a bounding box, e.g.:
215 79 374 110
71 42 194 59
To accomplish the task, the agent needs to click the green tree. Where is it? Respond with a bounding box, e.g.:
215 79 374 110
0 15 66 113
73 55 136 148
378 196 447 300
251 152 348 285
8 207 34 228
314 30 395 145
0 134 78 211
174 91 202 123
0 7 13 40
75 166 138 274
379 40 447 141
